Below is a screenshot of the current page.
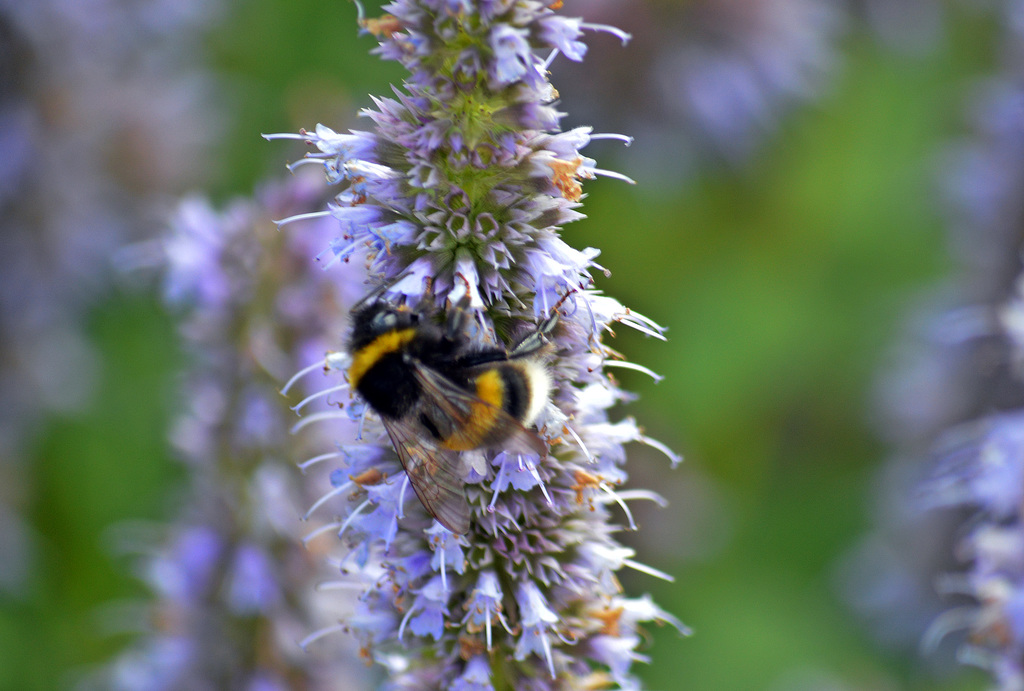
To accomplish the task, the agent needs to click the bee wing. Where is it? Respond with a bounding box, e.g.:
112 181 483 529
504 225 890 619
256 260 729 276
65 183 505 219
380 415 472 535
411 365 549 459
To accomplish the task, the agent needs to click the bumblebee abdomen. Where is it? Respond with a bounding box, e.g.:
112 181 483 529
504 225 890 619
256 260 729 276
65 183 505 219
508 358 550 427
440 368 507 451
497 365 529 422
437 363 549 451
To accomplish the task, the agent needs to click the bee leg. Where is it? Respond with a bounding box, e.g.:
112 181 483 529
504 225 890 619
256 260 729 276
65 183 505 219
509 316 556 357
445 273 479 339
509 286 581 357
444 297 473 340
349 269 424 312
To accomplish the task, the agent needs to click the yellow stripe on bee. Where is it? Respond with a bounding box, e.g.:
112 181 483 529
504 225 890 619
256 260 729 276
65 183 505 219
442 368 505 451
347 328 418 389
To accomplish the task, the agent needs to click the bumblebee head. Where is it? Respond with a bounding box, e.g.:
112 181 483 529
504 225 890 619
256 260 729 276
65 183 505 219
349 300 419 351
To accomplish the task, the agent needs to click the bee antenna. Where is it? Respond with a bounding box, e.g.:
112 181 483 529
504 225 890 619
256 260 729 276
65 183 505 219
552 286 579 316
445 273 481 338
350 270 417 313
350 279 391 313
449 272 473 309
527 286 581 342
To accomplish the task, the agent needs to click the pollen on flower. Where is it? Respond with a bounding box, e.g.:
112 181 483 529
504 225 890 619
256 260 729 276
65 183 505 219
592 605 624 636
349 177 368 204
458 634 487 660
351 467 385 487
549 157 585 201
361 14 403 38
572 468 603 506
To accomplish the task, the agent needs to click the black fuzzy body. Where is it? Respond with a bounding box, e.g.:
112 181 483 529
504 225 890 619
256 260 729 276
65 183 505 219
348 302 511 423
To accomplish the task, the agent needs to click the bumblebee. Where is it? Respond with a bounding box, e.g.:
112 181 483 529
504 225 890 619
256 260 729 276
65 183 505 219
346 297 556 534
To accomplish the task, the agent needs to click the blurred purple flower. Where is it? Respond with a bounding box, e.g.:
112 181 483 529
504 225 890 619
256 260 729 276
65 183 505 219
551 0 844 182
0 0 225 597
841 3 1024 686
88 171 370 691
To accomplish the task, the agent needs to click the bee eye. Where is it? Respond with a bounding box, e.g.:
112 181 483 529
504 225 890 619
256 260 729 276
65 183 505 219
371 310 398 331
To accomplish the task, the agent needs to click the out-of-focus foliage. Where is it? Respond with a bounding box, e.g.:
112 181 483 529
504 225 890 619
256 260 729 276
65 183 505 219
1 0 1004 689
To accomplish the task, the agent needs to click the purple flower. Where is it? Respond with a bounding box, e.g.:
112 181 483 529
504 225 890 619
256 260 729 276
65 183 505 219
150 526 222 604
401 576 451 641
450 655 492 691
0 0 225 600
922 412 1024 686
276 2 684 687
0 0 224 434
849 4 1024 687
94 171 370 691
536 15 587 62
227 544 282 615
490 23 535 85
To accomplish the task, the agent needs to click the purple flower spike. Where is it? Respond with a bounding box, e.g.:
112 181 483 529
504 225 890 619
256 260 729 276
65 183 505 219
94 171 371 691
868 5 1024 688
276 2 685 687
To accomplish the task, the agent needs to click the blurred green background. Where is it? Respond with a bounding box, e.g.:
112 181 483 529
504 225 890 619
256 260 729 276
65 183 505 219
2 1 1000 689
